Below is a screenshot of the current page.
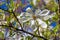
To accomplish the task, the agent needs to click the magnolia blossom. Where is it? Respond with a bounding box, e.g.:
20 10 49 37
17 9 55 32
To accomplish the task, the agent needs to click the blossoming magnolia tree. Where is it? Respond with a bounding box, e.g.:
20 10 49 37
0 0 59 40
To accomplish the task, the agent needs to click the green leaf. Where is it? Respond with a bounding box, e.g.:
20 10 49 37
8 0 15 10
46 0 58 12
26 36 32 40
38 37 43 40
53 25 59 33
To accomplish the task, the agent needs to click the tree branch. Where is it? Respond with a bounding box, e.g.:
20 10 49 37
0 8 23 29
0 25 47 40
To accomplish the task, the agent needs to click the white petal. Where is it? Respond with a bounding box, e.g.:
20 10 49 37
33 0 37 6
20 12 24 16
23 18 32 23
18 27 21 29
3 14 5 20
39 9 50 16
43 15 50 20
17 16 20 19
13 34 16 38
31 20 35 26
41 22 47 28
40 32 43 36
37 19 43 24
33 28 37 31
37 18 47 28
43 12 56 20
26 7 31 11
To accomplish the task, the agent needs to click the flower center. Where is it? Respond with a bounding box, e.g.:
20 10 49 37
32 15 37 20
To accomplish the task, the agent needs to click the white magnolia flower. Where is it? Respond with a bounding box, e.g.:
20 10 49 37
17 9 55 31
